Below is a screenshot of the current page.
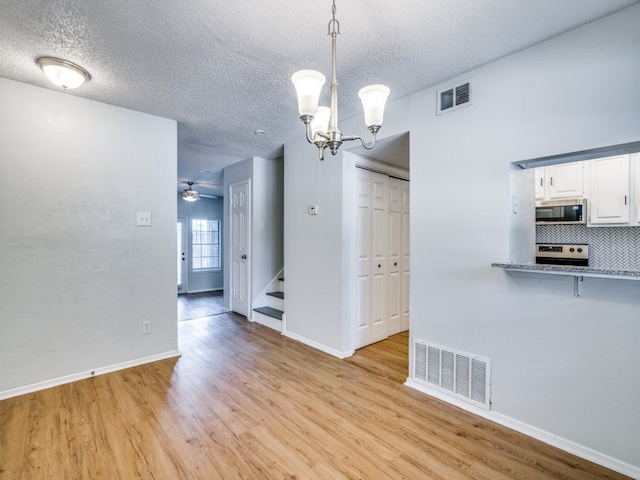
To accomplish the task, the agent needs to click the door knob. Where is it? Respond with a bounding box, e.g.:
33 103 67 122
241 254 247 260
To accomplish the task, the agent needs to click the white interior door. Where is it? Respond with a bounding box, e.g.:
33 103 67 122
370 172 389 344
401 180 410 331
230 180 251 317
355 169 372 349
387 178 402 336
177 217 187 294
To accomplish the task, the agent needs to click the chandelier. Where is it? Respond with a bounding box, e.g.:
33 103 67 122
291 0 390 161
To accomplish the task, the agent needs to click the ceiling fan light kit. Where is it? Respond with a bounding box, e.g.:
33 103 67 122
182 182 199 202
291 0 390 161
36 57 90 90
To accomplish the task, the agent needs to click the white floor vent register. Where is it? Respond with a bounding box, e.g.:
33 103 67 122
413 340 491 410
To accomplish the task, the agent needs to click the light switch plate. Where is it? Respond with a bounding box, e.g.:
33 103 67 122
137 211 152 226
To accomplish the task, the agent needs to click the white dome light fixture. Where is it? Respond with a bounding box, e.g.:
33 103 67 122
36 57 90 90
291 0 390 161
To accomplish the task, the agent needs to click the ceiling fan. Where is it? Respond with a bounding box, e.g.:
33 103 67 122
181 182 218 202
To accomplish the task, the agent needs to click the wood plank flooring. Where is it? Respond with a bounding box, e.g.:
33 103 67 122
177 290 224 321
0 314 630 479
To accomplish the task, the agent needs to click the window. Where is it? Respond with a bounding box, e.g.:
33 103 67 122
191 219 221 271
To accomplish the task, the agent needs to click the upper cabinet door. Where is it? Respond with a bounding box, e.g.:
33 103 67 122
546 162 585 199
534 168 545 200
632 154 640 225
589 155 630 225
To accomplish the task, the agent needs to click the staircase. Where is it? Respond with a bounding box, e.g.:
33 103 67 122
253 276 284 332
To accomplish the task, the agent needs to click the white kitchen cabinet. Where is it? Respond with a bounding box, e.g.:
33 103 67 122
588 154 630 225
633 154 640 224
535 162 585 200
534 168 545 200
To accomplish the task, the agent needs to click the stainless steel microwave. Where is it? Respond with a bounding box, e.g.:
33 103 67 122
535 199 586 225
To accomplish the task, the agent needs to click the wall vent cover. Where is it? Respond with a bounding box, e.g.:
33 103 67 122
413 339 490 409
437 80 473 115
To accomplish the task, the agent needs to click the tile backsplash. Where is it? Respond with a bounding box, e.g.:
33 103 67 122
536 225 640 270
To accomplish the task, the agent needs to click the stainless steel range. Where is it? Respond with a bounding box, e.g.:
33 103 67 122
535 243 589 268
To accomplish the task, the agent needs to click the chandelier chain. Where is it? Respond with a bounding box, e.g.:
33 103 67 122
328 0 340 36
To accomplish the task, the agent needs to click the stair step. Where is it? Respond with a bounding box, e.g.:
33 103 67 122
266 291 284 299
253 306 283 320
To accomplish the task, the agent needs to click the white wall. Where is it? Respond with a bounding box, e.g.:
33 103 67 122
283 5 640 475
177 195 224 292
408 6 640 473
0 78 179 397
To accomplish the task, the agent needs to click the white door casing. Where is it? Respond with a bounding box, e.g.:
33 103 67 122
177 217 187 294
230 180 251 317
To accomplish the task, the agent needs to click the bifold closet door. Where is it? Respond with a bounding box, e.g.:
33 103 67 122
370 172 389 344
354 168 389 349
401 180 410 331
388 177 402 336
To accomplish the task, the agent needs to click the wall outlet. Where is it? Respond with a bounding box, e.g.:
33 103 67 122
137 211 152 226
308 205 318 215
143 320 151 334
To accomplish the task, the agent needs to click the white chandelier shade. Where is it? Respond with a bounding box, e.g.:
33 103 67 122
358 85 391 127
291 70 326 117
310 106 331 141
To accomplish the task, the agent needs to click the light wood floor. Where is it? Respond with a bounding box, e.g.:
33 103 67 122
0 314 629 479
177 290 224 322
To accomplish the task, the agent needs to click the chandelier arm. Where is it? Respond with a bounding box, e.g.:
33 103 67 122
304 121 315 144
342 133 378 150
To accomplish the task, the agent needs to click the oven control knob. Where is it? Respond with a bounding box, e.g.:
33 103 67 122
569 248 575 252
577 248 583 253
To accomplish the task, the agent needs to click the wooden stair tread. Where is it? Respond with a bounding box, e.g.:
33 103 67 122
253 306 283 320
266 291 284 299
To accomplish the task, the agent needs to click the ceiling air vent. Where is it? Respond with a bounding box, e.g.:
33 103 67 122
437 80 473 115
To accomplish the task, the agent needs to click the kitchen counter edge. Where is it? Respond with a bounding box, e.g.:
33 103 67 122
491 263 640 279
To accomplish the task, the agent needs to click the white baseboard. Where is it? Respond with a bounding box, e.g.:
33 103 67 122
282 329 354 359
0 350 182 401
184 288 223 294
404 379 640 479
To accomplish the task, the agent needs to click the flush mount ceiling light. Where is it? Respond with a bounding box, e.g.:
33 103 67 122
291 0 390 161
36 57 90 90
182 182 199 202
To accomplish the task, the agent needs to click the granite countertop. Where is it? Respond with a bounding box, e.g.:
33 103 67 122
491 262 640 279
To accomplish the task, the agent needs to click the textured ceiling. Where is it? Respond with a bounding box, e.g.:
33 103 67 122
1 0 638 196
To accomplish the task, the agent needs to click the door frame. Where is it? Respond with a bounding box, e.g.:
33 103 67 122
177 216 188 294
229 179 252 318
